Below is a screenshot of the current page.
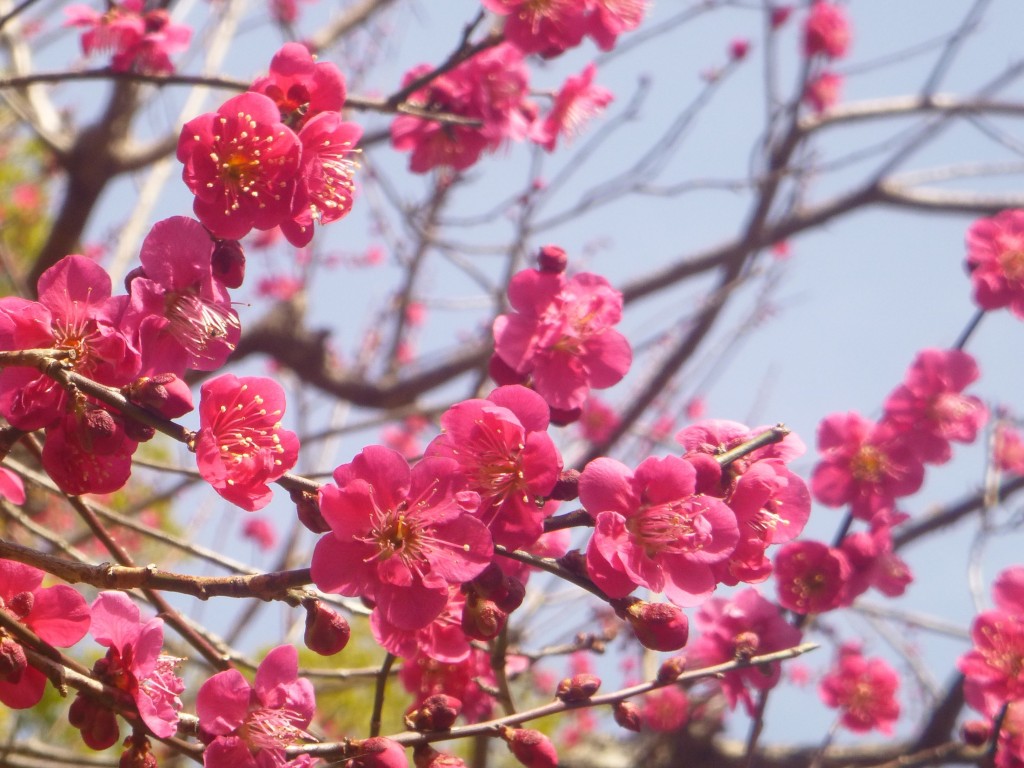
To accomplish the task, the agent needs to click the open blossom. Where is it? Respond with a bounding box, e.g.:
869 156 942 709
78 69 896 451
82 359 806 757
773 540 850 615
312 445 492 630
690 588 802 713
125 216 241 375
194 375 300 512
580 455 739 606
75 591 184 746
492 266 631 411
960 567 1024 717
587 0 648 50
640 685 688 732
251 42 346 130
811 412 925 521
802 1 851 59
819 644 900 733
372 587 471 663
426 385 562 550
64 0 190 73
803 71 843 113
0 560 90 710
838 513 912 603
966 209 1024 318
197 644 315 768
882 348 987 465
399 646 501 724
178 92 301 241
530 64 613 152
482 0 588 57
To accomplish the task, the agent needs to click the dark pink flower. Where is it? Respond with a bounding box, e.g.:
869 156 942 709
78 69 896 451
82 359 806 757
811 412 925 521
819 644 900 733
242 517 277 551
0 255 139 431
426 385 562 550
482 0 588 57
125 216 240 375
578 396 619 443
86 591 184 740
838 516 912 603
581 455 739 606
690 588 802 713
177 93 301 240
530 64 612 152
114 8 191 74
960 569 1024 717
882 348 987 464
0 560 90 709
64 1 143 58
493 267 631 411
770 5 794 29
729 38 751 61
640 685 688 732
311 445 492 630
197 644 315 768
586 0 648 51
966 209 1024 318
803 1 851 59
996 421 1024 474
251 42 346 130
803 71 843 113
773 540 850 615
372 587 470 663
42 407 138 495
194 375 300 511
399 646 498 724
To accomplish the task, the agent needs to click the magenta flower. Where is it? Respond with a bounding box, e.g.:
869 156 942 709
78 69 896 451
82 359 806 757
819 644 900 733
530 64 613 152
966 209 1024 318
493 267 632 411
802 1 851 59
803 71 843 113
195 375 300 511
482 0 588 56
882 348 987 465
960 568 1024 717
312 445 492 630
64 0 190 74
85 591 184 741
125 217 240 375
690 588 802 713
41 407 138 495
251 42 347 130
177 93 301 240
0 255 139 431
581 455 739 606
838 515 912 603
426 385 562 550
0 560 90 709
586 0 648 51
811 412 925 521
371 587 470 664
773 539 850 615
197 644 315 768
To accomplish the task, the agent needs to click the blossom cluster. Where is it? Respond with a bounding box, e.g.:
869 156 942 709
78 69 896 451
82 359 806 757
64 0 191 74
800 2 852 113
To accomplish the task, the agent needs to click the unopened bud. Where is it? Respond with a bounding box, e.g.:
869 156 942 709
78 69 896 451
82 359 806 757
489 355 527 387
293 490 331 533
345 737 408 767
548 406 581 427
414 744 468 767
125 374 193 419
8 590 34 619
461 593 507 641
961 719 991 747
613 700 642 732
69 693 120 751
656 655 687 684
537 245 568 274
556 550 588 580
500 727 559 768
619 599 690 652
119 735 157 768
404 694 461 732
555 673 601 703
211 239 246 289
303 600 350 656
469 564 526 613
548 469 579 501
123 266 148 294
0 636 27 683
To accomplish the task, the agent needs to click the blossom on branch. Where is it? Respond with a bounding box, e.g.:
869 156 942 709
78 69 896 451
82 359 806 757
802 1 851 59
482 0 588 57
530 64 613 152
194 374 300 511
64 0 191 73
587 0 648 50
819 644 900 733
966 209 1024 318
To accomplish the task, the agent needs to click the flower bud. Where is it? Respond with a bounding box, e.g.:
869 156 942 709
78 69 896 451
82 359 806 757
303 599 350 656
69 693 120 751
613 700 642 732
414 745 468 768
619 599 689 652
500 727 559 768
461 593 507 641
548 469 579 501
123 266 148 294
294 490 331 533
0 636 27 683
211 239 246 289
961 719 991 747
345 737 408 767
548 406 581 427
119 735 158 768
7 590 34 619
537 245 568 274
404 694 461 731
489 354 527 387
125 374 194 419
656 655 687 684
555 673 601 703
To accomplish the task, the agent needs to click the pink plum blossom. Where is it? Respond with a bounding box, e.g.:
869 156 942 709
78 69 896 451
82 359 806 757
882 348 987 465
194 375 300 511
251 42 347 130
773 540 850 615
690 588 802 713
493 267 631 411
819 644 900 733
837 514 913 603
530 64 613 152
197 644 315 768
312 445 492 630
640 685 688 732
966 209 1024 318
960 568 1024 717
586 0 648 51
802 1 851 59
580 455 739 606
65 0 190 73
426 385 562 550
178 93 301 241
0 560 90 709
803 71 843 113
482 0 588 57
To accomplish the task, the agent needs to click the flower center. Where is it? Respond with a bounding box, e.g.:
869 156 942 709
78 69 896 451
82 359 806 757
165 289 240 361
1000 248 1024 283
850 446 887 483
629 497 713 557
241 705 310 753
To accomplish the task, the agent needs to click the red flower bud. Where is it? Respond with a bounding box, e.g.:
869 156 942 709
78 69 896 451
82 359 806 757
548 406 581 427
69 693 120 751
345 737 408 767
555 673 601 702
119 735 158 768
414 745 468 768
461 593 507 641
404 694 462 731
656 655 687 684
620 599 689 652
549 469 580 501
733 630 760 660
293 490 331 533
961 719 991 747
211 239 246 289
537 245 568 274
501 727 559 768
613 700 642 732
303 599 350 656
0 636 27 683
